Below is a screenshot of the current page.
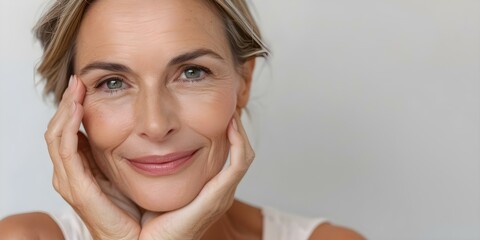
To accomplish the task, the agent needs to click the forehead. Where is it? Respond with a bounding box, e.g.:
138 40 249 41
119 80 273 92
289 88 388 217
74 0 231 71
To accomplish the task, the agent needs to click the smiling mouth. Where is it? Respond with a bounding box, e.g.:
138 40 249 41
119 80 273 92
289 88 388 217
127 149 200 176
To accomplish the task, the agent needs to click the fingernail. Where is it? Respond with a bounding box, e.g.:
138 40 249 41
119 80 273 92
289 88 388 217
70 101 77 115
68 75 74 87
69 75 76 92
232 119 238 131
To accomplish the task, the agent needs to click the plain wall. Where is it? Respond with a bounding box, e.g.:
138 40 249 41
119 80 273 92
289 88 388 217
1 0 479 239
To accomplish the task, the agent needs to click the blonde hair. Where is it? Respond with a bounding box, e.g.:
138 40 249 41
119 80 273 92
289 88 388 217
34 0 270 103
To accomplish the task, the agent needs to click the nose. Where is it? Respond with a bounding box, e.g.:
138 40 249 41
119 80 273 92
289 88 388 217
135 88 180 142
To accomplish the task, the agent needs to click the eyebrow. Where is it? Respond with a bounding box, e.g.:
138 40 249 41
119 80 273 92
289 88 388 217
79 62 132 76
79 48 225 76
168 48 225 66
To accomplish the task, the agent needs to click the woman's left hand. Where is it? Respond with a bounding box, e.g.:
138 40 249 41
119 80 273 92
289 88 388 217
139 112 255 240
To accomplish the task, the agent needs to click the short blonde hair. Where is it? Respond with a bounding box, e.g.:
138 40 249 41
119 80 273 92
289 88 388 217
34 0 270 103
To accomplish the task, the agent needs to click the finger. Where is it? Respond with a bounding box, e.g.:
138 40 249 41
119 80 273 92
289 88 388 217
59 101 87 183
199 113 254 192
46 86 82 201
46 76 76 142
72 75 86 105
226 112 255 175
71 78 90 173
45 77 80 186
46 133 68 183
46 75 86 155
57 75 85 109
77 132 92 170
46 76 86 178
193 114 254 201
48 75 80 126
77 132 105 179
49 76 86 128
58 75 88 186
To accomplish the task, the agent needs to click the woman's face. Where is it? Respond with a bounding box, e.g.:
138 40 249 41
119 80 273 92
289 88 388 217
74 0 252 212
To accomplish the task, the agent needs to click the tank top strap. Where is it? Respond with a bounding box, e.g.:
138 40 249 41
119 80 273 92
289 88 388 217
262 206 328 240
46 207 93 240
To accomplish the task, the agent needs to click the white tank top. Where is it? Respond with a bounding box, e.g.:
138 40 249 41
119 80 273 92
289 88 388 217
262 206 328 240
49 206 328 240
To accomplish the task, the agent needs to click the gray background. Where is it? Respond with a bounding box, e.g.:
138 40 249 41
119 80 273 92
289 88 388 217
1 0 479 239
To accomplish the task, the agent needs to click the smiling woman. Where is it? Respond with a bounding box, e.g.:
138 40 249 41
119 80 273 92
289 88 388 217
0 0 364 239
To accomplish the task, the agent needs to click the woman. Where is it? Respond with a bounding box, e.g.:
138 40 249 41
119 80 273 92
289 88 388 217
0 0 365 239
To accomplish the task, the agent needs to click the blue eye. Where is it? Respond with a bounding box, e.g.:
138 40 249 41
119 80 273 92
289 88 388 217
105 79 124 89
179 66 210 82
96 77 127 94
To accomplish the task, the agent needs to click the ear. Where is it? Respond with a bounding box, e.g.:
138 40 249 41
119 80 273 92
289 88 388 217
236 58 256 112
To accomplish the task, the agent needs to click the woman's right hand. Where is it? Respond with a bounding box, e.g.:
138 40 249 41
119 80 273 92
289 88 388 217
44 75 142 240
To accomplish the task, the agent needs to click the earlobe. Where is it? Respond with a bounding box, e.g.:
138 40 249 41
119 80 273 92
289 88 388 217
236 58 256 110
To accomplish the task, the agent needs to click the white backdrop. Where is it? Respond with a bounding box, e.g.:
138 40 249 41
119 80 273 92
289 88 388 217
1 1 479 239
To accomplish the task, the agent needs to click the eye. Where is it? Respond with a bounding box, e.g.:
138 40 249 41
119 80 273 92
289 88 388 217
178 66 211 82
96 77 127 94
105 78 124 89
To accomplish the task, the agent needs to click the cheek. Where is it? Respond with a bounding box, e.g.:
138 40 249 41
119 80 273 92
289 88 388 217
82 100 134 150
180 88 236 177
180 88 237 136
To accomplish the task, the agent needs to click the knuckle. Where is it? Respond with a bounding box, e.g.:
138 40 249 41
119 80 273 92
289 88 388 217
237 135 246 145
232 167 247 179
58 147 74 160
44 131 54 143
46 119 58 133
248 150 255 160
210 205 225 218
211 197 234 218
52 176 62 193
246 149 255 163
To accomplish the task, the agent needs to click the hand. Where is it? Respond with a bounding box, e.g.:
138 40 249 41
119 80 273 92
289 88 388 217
44 75 142 240
138 112 255 240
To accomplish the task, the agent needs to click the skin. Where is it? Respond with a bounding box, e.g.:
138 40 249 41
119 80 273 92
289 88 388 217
75 0 244 213
0 0 366 239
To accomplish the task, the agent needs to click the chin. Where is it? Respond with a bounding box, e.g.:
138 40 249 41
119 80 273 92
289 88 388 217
119 152 228 213
132 180 205 212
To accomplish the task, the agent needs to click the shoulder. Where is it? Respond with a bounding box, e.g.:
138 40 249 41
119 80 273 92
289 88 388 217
309 222 366 240
0 212 64 240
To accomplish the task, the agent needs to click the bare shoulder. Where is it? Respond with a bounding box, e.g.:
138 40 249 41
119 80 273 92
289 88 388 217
0 212 64 240
309 222 366 240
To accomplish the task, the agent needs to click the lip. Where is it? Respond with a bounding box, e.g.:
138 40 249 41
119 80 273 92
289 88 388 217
127 149 199 176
